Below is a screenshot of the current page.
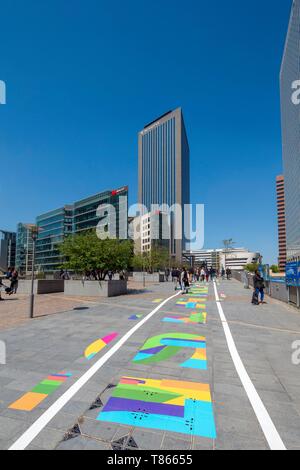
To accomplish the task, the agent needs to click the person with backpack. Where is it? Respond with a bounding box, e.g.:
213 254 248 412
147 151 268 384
252 270 266 305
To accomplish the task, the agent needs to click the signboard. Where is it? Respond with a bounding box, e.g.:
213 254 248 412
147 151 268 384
286 261 300 287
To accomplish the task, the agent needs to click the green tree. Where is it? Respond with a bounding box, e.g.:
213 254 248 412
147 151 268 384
244 263 259 273
59 232 133 279
133 246 171 273
270 265 280 274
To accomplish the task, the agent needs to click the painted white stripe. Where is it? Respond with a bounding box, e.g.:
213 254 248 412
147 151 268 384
9 291 181 451
213 281 286 451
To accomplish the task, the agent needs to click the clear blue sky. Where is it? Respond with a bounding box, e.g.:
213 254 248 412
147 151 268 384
0 0 292 264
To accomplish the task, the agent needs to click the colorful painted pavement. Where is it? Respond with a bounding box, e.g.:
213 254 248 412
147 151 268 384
97 376 216 439
9 372 72 411
84 332 119 360
133 332 207 370
162 311 207 325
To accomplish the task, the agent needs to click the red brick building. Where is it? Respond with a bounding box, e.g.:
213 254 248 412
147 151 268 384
276 175 287 271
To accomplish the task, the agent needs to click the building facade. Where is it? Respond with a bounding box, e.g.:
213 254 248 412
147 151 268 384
183 248 260 271
15 224 34 275
276 175 287 271
35 187 128 273
280 0 300 258
134 211 170 255
0 230 16 272
138 108 190 261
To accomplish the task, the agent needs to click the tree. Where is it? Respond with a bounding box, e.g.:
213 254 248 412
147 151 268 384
133 246 171 273
59 232 133 279
244 263 259 273
270 265 280 274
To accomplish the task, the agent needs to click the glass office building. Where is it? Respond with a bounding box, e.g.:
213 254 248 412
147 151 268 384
138 108 190 260
15 224 34 274
0 230 16 272
280 0 300 258
35 187 128 273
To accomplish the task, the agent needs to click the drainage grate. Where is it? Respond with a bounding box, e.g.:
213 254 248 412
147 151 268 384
89 396 104 410
63 423 82 441
111 435 139 450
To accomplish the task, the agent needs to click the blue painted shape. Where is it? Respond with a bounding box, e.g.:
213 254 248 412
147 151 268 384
133 352 152 361
161 339 206 349
97 399 216 439
181 358 207 370
162 318 183 324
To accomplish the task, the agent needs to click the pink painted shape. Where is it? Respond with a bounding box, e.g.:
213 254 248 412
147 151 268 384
102 332 118 345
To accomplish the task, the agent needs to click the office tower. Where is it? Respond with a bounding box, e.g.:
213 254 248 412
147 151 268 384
35 187 128 273
280 0 300 258
138 108 190 261
15 223 34 275
276 176 287 271
0 230 16 272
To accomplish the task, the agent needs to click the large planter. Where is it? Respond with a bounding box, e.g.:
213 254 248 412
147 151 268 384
64 280 127 297
17 280 65 295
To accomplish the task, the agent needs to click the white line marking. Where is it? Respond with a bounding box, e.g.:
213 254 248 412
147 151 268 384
9 291 181 451
213 281 286 451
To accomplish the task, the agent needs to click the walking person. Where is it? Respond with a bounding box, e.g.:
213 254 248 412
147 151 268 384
253 270 266 305
200 267 206 283
226 268 232 280
9 270 19 295
181 267 190 294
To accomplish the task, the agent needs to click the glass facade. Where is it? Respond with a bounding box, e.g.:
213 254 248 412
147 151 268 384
15 224 34 274
138 108 190 260
280 0 300 257
35 187 128 273
0 230 16 272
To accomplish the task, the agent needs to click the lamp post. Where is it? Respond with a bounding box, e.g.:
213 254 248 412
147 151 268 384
25 224 40 319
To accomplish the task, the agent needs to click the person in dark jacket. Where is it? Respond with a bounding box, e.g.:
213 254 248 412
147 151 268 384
253 270 266 304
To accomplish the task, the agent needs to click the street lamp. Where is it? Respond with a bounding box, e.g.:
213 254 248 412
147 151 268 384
25 224 41 319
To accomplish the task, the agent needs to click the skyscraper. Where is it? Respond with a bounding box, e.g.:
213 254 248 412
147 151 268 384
276 176 287 271
138 108 190 261
15 223 34 275
280 0 300 258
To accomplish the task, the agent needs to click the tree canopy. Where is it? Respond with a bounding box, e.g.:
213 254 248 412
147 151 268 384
59 231 133 278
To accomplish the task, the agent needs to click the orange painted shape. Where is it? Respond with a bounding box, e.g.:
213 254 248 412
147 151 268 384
9 392 48 411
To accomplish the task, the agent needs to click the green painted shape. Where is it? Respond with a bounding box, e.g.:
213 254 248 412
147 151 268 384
113 385 181 403
142 332 201 350
31 383 61 395
41 379 63 387
137 346 181 364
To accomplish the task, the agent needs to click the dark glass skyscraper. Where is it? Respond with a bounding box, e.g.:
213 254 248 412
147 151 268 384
138 108 190 260
280 0 300 258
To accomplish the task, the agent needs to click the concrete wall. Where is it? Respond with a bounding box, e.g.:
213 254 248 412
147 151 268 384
64 280 127 297
17 280 64 295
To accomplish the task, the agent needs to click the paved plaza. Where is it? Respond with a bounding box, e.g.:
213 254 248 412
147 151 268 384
0 279 300 450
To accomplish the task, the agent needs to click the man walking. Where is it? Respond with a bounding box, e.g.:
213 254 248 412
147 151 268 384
253 270 266 305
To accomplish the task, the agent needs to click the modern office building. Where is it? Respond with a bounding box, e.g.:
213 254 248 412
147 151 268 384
276 175 287 271
183 248 260 271
134 211 170 255
138 108 190 261
35 187 128 273
0 230 16 272
280 0 300 258
15 223 34 275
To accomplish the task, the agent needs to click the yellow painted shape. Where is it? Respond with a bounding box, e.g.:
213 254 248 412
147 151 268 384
9 392 48 411
84 339 106 358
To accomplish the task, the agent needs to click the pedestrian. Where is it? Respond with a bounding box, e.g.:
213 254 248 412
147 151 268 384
200 267 206 282
9 270 19 295
205 268 210 283
221 267 226 280
253 270 266 305
181 267 190 294
165 268 170 282
0 279 5 301
226 268 231 280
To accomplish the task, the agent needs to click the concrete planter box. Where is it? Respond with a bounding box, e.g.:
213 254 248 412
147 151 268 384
64 280 127 297
17 280 65 295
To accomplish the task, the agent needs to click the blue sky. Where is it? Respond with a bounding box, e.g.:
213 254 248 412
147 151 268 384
0 0 292 264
